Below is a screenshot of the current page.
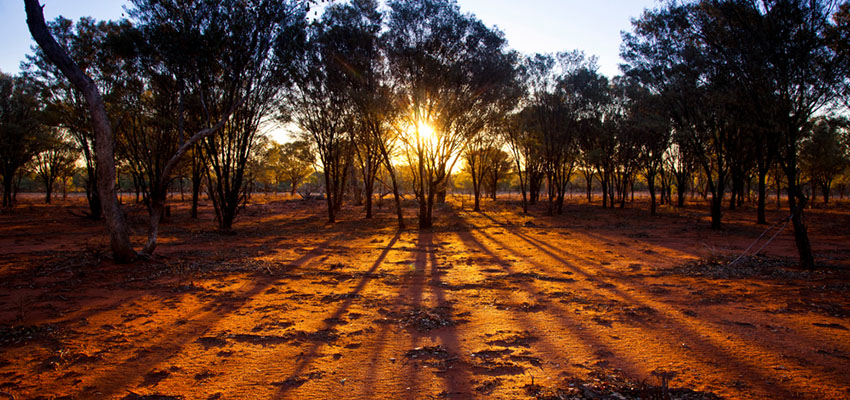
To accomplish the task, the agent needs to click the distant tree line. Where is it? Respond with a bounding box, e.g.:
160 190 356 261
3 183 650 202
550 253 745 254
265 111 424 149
4 0 847 267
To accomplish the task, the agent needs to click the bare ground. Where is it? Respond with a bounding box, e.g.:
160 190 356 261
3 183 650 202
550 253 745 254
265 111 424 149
1 193 849 399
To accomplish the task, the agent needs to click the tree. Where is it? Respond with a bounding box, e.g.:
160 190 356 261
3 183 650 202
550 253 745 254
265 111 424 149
523 53 603 214
664 139 696 207
622 2 743 229
32 128 78 203
696 0 845 269
628 86 671 216
608 77 644 209
286 13 353 224
26 0 309 258
128 0 309 237
829 2 850 109
462 131 498 212
25 0 136 261
274 140 315 195
801 116 849 204
485 147 512 200
318 0 405 223
24 16 126 219
503 110 542 213
386 0 518 228
0 73 48 209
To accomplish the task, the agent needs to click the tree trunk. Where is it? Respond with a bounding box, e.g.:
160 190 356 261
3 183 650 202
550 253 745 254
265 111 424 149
324 169 335 223
436 188 447 204
141 193 166 255
601 175 608 208
822 181 830 205
2 175 12 209
191 173 201 219
84 175 103 219
378 142 404 228
44 179 53 204
419 184 434 229
757 168 768 224
710 190 723 230
648 173 657 216
387 166 404 229
786 178 814 269
472 168 481 212
364 185 373 218
729 175 738 211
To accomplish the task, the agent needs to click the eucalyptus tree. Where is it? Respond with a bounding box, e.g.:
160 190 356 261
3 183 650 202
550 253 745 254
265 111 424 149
608 77 646 208
25 1 135 259
25 0 310 259
385 0 518 228
623 0 843 268
462 128 499 212
829 2 850 109
801 117 849 204
33 128 78 204
0 73 48 209
503 109 542 213
318 0 406 224
286 13 354 224
622 2 739 229
694 0 845 269
272 140 315 195
664 138 696 207
124 0 309 239
524 53 573 214
485 147 513 200
627 85 671 215
24 16 127 219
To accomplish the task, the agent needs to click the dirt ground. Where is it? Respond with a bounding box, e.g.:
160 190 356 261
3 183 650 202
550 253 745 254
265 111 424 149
1 193 849 400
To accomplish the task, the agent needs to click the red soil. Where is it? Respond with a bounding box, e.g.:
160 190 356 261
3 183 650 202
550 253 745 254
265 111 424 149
1 193 849 399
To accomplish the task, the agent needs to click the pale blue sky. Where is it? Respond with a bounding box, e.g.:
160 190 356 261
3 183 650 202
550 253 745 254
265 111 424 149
1 0 658 78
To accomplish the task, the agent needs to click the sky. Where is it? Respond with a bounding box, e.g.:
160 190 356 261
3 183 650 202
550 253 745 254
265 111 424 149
1 0 659 78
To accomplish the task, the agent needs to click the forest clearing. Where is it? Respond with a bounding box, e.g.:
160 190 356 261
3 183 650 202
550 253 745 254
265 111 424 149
1 194 849 399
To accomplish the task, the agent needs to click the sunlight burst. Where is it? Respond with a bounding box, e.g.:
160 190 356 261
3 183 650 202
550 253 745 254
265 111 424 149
417 120 436 143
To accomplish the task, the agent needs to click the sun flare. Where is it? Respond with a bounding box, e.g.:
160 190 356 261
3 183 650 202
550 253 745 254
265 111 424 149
413 119 437 146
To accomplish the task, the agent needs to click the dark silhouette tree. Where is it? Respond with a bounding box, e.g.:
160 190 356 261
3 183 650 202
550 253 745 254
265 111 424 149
801 116 849 204
627 84 671 216
385 0 517 228
286 11 354 224
25 0 136 261
0 73 48 210
318 0 406 224
503 110 543 213
485 147 513 201
32 128 77 204
622 2 741 229
24 17 126 220
462 131 499 212
128 0 309 237
696 0 845 269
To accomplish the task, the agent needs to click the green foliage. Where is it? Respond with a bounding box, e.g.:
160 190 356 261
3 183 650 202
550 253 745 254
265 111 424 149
32 128 79 203
801 117 850 203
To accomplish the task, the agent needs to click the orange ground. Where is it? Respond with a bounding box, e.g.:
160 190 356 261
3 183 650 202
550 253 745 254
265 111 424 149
1 193 849 399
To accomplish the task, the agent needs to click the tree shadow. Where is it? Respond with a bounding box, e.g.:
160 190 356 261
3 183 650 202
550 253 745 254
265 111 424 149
463 210 831 397
74 233 342 399
274 231 401 397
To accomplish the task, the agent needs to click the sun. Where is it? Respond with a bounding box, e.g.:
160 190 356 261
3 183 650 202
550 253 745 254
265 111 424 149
414 119 437 146
410 121 439 148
